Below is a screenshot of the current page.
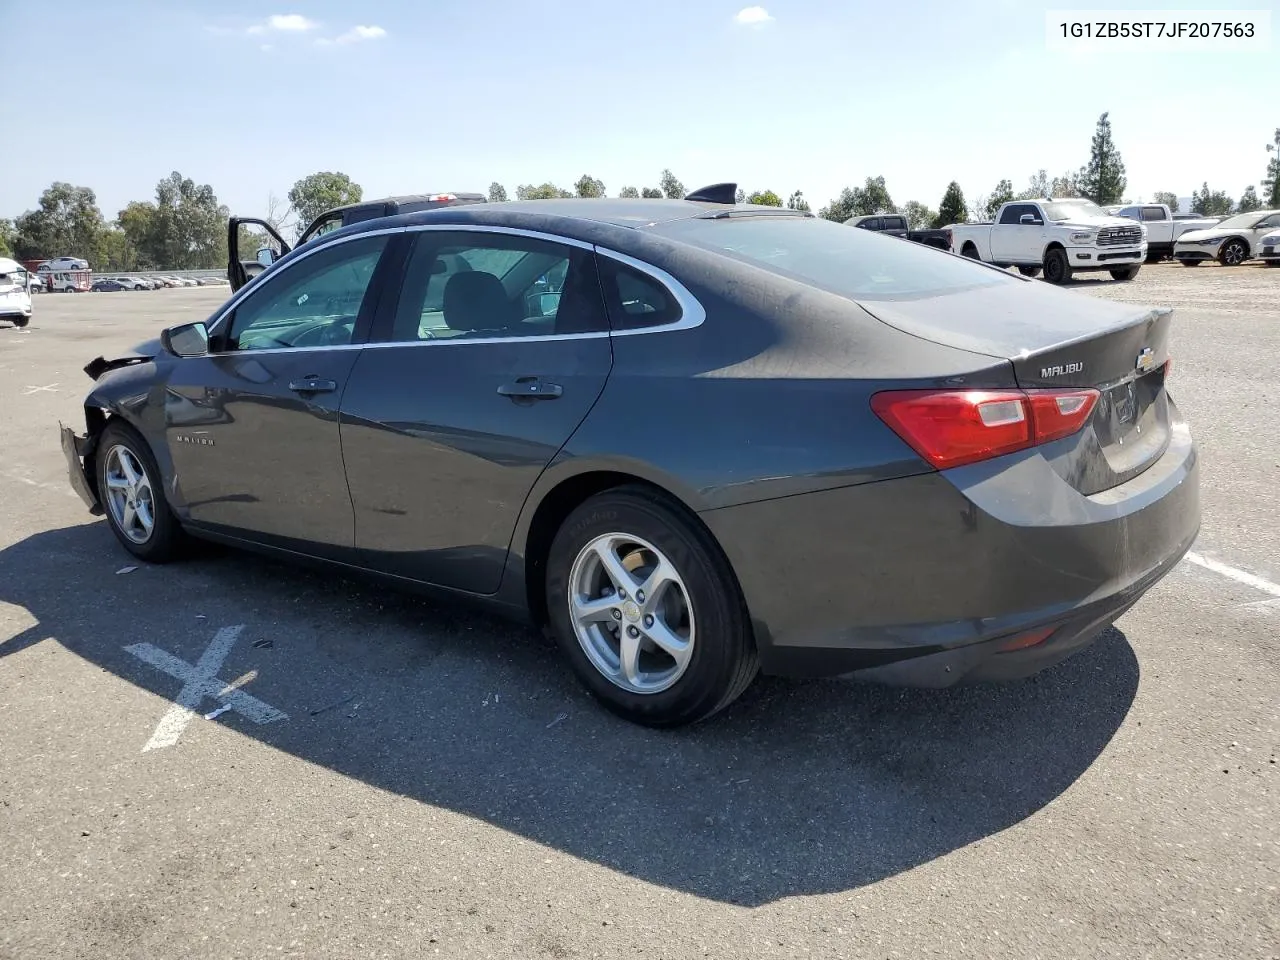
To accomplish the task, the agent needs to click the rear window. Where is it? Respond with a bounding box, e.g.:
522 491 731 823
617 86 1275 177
654 215 1011 301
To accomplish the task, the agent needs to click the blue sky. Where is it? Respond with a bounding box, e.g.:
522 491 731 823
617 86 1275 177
0 0 1272 221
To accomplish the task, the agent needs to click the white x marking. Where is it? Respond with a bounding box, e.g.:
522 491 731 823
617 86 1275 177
126 624 287 752
23 383 59 395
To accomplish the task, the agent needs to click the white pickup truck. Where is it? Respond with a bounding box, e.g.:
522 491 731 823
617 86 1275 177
948 198 1147 285
1108 204 1218 261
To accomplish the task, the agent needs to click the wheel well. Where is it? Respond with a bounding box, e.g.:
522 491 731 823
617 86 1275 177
1223 235 1249 255
521 471 703 628
1044 241 1065 254
961 241 978 254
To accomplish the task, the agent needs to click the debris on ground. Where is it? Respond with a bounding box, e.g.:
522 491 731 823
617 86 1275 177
309 694 356 717
115 566 137 575
204 704 232 720
545 712 569 729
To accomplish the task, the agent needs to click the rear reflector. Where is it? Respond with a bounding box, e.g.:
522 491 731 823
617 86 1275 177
998 626 1056 653
871 387 1100 469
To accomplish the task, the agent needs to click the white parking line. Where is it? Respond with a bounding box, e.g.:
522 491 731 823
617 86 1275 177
22 383 59 395
1183 551 1280 598
126 624 288 752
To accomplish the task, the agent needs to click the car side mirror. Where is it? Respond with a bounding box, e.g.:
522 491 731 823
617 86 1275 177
1019 214 1042 226
256 246 278 268
162 321 209 358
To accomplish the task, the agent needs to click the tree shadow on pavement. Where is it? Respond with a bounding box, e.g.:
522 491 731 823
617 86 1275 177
0 523 1140 907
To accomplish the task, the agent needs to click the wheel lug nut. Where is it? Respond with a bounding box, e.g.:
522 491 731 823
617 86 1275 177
601 586 614 597
643 615 654 627
636 590 645 603
611 608 622 620
626 626 640 638
618 589 627 600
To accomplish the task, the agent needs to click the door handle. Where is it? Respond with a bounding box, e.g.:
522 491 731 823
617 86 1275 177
497 378 562 400
289 377 338 394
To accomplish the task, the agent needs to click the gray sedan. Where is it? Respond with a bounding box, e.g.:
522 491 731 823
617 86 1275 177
61 194 1200 726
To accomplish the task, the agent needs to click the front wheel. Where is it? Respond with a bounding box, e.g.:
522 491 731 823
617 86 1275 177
1043 248 1072 285
1218 239 1248 266
1110 266 1141 281
545 486 758 727
12 316 29 328
96 421 187 562
1178 259 1201 267
1017 266 1041 278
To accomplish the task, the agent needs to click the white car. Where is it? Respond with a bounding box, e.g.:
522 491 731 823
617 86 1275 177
1110 204 1218 261
1258 231 1280 266
1174 209 1280 266
43 256 89 271
111 276 147 290
0 257 33 327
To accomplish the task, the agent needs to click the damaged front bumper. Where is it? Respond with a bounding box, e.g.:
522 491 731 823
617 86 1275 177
60 423 102 515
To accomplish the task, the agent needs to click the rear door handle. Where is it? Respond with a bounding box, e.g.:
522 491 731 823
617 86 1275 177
497 378 562 400
289 377 338 394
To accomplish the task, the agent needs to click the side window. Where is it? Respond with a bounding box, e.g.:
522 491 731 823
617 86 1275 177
597 257 684 332
884 216 907 231
857 217 881 231
224 234 388 351
386 231 609 342
1257 214 1280 229
999 204 1032 225
1142 206 1168 222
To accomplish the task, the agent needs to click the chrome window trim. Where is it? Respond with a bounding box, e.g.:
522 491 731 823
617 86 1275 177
203 222 705 356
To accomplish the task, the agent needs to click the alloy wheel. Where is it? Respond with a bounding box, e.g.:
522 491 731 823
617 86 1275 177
103 444 156 544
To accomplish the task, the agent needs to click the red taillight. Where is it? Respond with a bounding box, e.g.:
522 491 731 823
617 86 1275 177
871 387 1099 470
999 626 1056 652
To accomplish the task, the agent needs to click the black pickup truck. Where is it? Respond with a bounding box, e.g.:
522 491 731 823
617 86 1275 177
227 192 487 292
845 213 952 251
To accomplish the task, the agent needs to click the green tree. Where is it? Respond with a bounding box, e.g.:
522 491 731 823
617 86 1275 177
984 179 1015 219
287 171 362 230
735 187 746 204
1077 112 1127 204
99 228 136 271
746 189 782 206
786 190 810 212
1191 182 1234 216
1264 127 1280 207
574 174 606 198
855 175 896 214
934 181 968 227
1236 185 1261 213
516 183 573 200
1051 171 1081 198
146 171 228 269
640 187 663 199
12 182 107 265
659 169 684 199
818 187 858 222
1152 191 1180 211
618 186 640 198
116 201 159 268
1019 169 1050 200
902 200 937 229
488 182 508 203
0 218 13 257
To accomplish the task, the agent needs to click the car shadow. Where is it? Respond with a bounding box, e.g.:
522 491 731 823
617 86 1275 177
0 522 1140 906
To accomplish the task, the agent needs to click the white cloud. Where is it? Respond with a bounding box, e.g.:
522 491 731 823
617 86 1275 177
733 6 773 26
334 24 387 44
247 13 318 35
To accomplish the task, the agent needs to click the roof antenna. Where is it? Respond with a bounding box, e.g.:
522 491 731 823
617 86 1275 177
683 182 737 204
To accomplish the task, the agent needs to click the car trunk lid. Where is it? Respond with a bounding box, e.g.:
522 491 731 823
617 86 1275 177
856 281 1174 494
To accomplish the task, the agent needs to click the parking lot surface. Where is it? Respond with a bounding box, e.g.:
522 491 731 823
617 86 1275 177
2 266 1277 959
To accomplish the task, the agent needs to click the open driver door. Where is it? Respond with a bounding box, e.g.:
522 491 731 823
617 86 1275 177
227 217 291 292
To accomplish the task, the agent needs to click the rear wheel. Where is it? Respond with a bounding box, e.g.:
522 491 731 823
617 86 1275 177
1218 239 1247 266
1110 266 1141 281
96 421 186 562
545 486 757 727
1017 266 1041 278
1043 247 1072 285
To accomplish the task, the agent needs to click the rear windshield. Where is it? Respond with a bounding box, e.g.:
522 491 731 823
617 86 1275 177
654 215 1012 301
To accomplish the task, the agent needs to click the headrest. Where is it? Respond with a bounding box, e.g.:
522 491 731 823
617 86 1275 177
442 271 519 332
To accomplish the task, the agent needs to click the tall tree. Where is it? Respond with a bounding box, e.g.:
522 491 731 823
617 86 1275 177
902 200 936 229
1152 191 1180 211
1236 185 1261 213
984 179 1015 219
1191 182 1234 216
659 169 684 200
12 182 107 264
1051 171 1081 198
148 171 228 270
1020 169 1050 199
854 175 896 215
574 174 606 198
0 218 14 258
617 186 640 198
746 189 782 206
1077 112 1127 204
516 183 573 200
488 182 508 203
735 187 746 204
934 181 968 227
640 187 663 199
1265 127 1280 207
818 187 859 222
287 171 363 230
786 190 810 212
117 201 158 268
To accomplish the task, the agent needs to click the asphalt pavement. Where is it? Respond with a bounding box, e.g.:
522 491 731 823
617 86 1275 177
1 266 1276 959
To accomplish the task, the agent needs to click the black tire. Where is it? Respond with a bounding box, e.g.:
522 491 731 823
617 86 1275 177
1218 239 1248 267
1265 260 1280 267
1179 259 1201 267
1017 266 1041 278
96 420 186 563
1110 266 1141 281
12 316 29 328
1043 247 1072 285
961 243 980 259
545 485 758 727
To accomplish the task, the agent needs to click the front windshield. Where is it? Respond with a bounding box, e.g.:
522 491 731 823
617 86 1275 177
1212 212 1269 230
1043 200 1105 220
